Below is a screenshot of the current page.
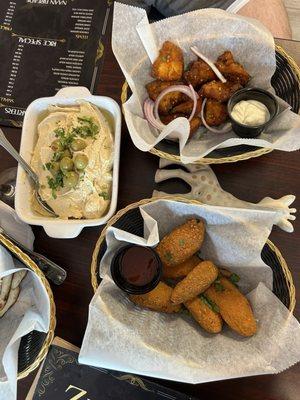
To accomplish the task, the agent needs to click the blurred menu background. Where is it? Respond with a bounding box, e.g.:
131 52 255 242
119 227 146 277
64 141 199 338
0 0 111 128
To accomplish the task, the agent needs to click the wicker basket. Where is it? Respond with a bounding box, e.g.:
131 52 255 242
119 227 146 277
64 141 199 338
91 197 296 313
0 234 56 380
121 45 300 165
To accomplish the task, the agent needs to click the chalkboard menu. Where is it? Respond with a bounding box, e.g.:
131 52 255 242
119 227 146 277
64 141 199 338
0 0 111 127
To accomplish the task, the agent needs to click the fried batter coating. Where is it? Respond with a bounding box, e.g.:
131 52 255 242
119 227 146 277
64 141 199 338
163 255 200 279
200 80 242 103
185 296 223 334
216 51 250 86
171 98 203 116
205 277 257 337
152 41 184 81
205 99 228 126
171 261 218 305
156 219 205 267
146 80 187 115
184 60 216 88
160 114 201 138
129 282 181 313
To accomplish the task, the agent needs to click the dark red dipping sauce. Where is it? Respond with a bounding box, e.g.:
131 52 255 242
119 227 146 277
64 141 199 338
120 246 158 286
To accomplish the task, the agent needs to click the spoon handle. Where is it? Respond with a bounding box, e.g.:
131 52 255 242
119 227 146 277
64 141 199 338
0 129 39 186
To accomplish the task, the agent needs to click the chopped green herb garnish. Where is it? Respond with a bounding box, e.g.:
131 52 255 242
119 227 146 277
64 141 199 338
229 273 240 284
214 282 225 292
178 239 185 247
200 294 220 313
164 251 173 262
47 170 64 199
73 116 99 139
45 162 52 171
99 191 109 201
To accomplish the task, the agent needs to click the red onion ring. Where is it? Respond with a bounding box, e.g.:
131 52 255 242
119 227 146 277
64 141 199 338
190 46 227 84
143 98 165 130
201 98 232 134
153 84 199 124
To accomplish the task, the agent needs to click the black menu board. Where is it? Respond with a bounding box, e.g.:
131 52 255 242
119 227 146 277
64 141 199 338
0 0 111 127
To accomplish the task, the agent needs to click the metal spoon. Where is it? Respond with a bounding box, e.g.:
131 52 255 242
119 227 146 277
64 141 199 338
0 128 56 216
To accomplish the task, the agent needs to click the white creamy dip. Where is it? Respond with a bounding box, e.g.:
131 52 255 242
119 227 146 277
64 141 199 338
31 101 114 219
231 100 270 126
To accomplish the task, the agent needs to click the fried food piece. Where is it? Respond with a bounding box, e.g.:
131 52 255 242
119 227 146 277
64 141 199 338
129 282 181 313
146 80 188 115
205 277 257 337
156 219 205 267
185 296 223 334
205 99 228 126
200 80 242 102
171 98 203 116
184 60 216 88
163 255 200 279
171 261 218 305
160 114 201 138
152 41 184 81
216 51 250 86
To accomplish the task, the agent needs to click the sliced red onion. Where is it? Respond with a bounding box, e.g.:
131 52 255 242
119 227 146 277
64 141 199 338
153 84 199 124
190 46 227 83
201 98 232 134
143 98 165 130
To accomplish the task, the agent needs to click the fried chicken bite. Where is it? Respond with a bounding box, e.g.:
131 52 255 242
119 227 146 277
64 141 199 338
129 282 181 313
171 98 203 116
205 277 257 337
185 296 223 334
216 51 250 86
163 255 201 280
205 99 228 126
156 219 205 267
146 80 188 115
171 261 219 305
152 41 184 81
184 60 216 89
200 80 242 103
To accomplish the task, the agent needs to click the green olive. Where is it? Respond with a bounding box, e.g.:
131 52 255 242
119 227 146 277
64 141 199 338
63 171 79 189
49 162 60 176
70 139 87 151
62 149 71 158
60 157 74 172
51 140 63 152
74 154 88 170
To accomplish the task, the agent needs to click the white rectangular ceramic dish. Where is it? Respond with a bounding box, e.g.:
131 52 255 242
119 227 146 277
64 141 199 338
15 87 121 239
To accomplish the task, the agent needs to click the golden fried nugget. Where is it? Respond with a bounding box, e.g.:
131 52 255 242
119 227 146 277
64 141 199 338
171 261 218 305
171 98 203 116
216 51 250 86
152 41 184 81
185 296 223 334
205 277 257 337
163 255 200 279
184 60 216 88
129 282 181 313
200 80 242 103
156 219 205 267
205 99 228 126
146 80 188 115
160 114 201 138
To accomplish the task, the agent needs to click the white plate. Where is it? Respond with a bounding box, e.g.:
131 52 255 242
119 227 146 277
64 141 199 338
15 87 121 239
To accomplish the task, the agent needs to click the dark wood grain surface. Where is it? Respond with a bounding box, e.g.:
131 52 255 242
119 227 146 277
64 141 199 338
0 16 298 400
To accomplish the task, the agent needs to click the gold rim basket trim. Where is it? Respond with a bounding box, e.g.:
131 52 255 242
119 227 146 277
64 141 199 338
90 196 296 313
120 45 300 164
0 234 56 380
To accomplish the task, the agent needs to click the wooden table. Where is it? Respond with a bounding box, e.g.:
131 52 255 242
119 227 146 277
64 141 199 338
0 22 298 399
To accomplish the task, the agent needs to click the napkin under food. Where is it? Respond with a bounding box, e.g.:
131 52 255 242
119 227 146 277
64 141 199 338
112 3 300 163
0 203 50 400
79 199 300 383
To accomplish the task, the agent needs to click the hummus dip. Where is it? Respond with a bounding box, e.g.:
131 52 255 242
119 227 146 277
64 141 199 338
31 101 113 219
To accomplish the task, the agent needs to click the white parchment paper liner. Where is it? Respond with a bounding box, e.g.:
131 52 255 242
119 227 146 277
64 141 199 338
0 203 50 400
112 3 300 163
79 199 300 383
